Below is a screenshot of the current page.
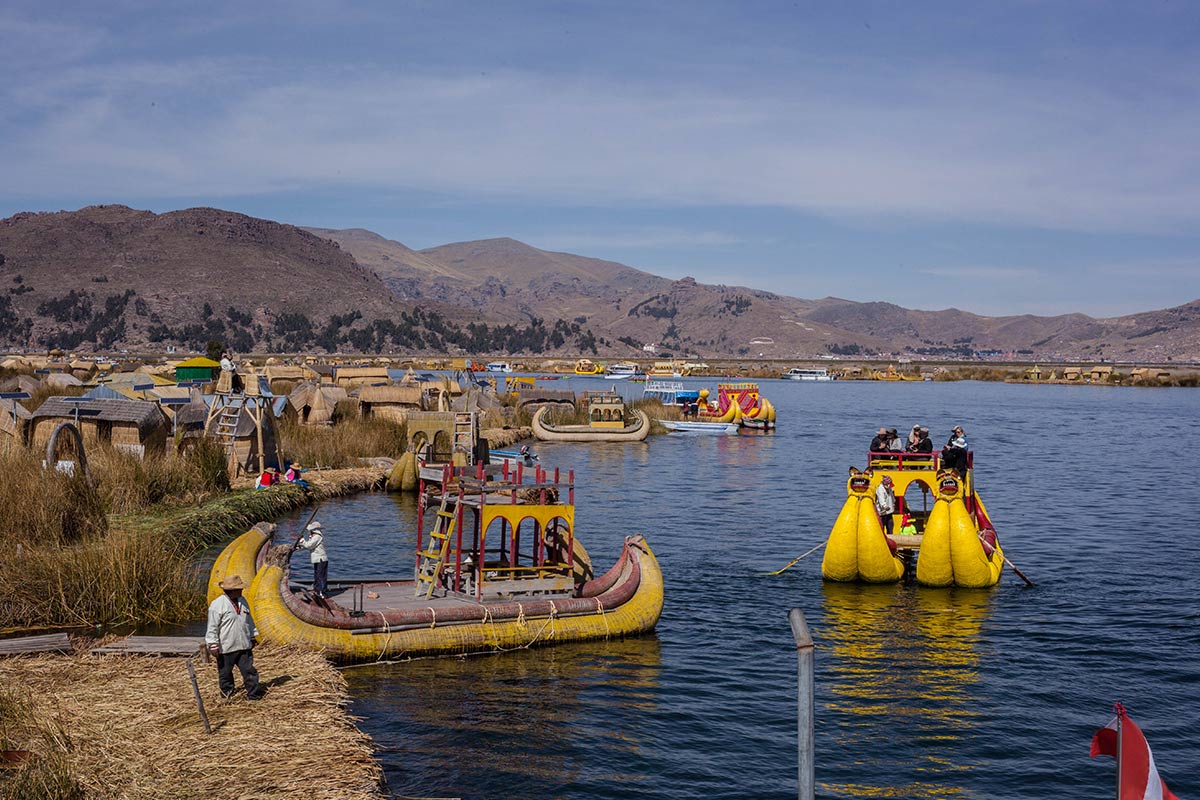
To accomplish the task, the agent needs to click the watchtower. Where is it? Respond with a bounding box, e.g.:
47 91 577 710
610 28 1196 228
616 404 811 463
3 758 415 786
206 369 282 478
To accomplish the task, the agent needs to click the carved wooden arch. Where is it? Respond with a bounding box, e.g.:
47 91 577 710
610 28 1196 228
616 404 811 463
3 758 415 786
45 421 95 489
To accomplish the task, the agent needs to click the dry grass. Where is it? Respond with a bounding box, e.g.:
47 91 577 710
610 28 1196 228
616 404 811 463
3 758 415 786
0 449 107 547
278 415 407 469
0 647 384 800
90 439 230 516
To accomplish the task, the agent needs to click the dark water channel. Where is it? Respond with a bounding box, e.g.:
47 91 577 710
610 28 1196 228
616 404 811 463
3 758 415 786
272 379 1199 799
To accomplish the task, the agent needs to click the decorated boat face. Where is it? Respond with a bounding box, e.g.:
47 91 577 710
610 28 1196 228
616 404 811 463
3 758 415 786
208 459 662 662
574 358 604 375
821 448 1005 588
692 383 777 430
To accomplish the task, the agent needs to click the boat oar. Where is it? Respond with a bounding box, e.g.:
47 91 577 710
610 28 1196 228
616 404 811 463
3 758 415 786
978 532 1035 587
289 503 322 553
766 542 825 575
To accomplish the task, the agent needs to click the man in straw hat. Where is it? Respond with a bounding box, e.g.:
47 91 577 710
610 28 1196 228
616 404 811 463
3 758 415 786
205 575 262 700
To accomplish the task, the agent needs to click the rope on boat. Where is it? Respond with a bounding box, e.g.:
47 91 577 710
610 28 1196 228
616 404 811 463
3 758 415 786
595 598 609 639
376 611 393 663
427 607 437 629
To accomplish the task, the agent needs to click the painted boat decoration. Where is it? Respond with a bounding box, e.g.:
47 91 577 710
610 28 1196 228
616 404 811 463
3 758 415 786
693 384 777 430
208 461 663 662
820 449 1005 588
531 396 650 442
574 358 604 375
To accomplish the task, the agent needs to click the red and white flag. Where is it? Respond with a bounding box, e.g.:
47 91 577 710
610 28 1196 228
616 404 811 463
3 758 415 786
1090 704 1179 800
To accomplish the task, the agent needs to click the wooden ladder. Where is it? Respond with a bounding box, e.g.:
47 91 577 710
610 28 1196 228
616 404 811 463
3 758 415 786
215 398 242 463
415 493 458 598
452 411 475 462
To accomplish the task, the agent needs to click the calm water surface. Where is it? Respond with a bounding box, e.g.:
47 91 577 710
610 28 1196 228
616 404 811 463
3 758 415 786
275 380 1199 799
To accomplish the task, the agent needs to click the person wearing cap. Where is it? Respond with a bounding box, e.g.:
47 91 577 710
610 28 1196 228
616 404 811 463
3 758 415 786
296 520 329 597
886 427 903 452
875 475 897 537
519 444 539 467
942 426 969 477
898 511 918 536
205 575 261 700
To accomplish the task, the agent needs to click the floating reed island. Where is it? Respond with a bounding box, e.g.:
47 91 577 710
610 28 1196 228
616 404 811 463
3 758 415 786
0 645 384 799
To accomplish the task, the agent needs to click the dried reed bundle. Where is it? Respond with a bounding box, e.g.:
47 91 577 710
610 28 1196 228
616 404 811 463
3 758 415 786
0 646 384 800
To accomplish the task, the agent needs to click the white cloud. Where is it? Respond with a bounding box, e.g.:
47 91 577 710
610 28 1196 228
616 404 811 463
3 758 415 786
3 46 1200 236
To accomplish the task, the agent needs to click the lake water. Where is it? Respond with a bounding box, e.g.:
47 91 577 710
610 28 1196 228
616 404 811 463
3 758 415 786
274 379 1199 799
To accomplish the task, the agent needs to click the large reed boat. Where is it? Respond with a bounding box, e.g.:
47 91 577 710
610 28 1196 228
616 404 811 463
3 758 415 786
821 447 1006 588
208 459 664 661
531 392 650 442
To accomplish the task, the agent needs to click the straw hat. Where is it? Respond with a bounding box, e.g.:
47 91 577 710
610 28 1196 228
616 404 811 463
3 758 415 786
218 575 247 591
306 521 322 532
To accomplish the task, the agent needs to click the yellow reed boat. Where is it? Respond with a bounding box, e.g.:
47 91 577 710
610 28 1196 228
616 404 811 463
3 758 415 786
208 460 663 661
574 358 604 375
821 447 1005 588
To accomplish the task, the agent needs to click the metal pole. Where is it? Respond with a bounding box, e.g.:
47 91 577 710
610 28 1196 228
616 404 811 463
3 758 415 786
788 608 815 800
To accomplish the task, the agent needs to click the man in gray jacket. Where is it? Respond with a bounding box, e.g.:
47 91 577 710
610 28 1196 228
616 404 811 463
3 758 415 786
205 574 261 700
296 520 329 598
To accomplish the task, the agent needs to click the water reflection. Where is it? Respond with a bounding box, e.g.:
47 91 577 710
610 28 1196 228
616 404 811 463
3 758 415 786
346 636 663 798
819 583 992 799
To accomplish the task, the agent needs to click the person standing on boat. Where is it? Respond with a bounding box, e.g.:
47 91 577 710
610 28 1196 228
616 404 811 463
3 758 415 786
205 575 262 700
520 445 539 467
875 475 896 537
296 520 329 597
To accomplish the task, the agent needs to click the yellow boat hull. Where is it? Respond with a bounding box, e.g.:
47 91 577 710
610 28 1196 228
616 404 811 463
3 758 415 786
820 495 904 583
209 524 664 661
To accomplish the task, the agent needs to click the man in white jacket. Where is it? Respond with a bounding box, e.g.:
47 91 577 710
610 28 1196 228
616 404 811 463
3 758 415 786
205 574 261 700
296 520 329 597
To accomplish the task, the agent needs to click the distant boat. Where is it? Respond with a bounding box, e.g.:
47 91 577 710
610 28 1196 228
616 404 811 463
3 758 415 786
658 419 739 435
486 362 513 373
574 358 604 375
604 362 643 379
784 368 833 382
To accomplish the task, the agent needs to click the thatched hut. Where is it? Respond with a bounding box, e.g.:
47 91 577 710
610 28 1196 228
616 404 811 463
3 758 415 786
29 397 169 457
286 383 349 426
264 365 314 395
358 384 423 423
333 366 390 390
1090 365 1115 383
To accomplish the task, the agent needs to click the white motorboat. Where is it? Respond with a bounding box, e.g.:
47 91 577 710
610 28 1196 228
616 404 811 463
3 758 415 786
658 419 739 434
486 362 514 373
604 362 642 379
783 368 833 382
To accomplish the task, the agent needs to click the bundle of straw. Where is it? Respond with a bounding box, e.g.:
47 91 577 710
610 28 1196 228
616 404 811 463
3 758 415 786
0 646 384 799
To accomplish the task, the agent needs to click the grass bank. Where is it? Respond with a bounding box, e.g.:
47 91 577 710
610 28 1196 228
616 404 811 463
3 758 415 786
0 438 385 632
278 414 407 469
0 646 384 800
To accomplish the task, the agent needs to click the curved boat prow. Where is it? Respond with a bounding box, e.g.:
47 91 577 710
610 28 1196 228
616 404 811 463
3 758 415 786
821 470 903 583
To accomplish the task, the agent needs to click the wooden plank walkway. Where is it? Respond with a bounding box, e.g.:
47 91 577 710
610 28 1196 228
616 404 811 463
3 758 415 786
0 632 72 656
90 636 207 657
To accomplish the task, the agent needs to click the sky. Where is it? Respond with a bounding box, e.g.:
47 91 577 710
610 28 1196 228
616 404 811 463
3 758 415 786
2 1 1199 317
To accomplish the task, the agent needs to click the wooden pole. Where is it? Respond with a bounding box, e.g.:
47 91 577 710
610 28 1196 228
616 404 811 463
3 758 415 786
185 657 212 735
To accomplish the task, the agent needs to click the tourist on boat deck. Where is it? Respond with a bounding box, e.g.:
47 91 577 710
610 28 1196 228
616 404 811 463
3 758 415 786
870 427 890 453
296 520 329 597
886 428 903 451
907 426 934 454
898 512 918 536
284 462 309 490
941 427 969 476
205 574 262 700
875 475 897 536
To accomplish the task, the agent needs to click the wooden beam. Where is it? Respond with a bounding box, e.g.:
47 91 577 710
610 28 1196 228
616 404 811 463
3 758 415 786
0 632 71 656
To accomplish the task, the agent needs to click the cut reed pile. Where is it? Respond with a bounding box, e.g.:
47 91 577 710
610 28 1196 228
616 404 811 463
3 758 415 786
278 416 407 469
0 647 384 800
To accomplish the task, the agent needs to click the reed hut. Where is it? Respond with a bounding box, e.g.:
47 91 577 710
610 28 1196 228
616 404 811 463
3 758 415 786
0 398 31 450
1061 367 1084 382
264 365 314 395
1090 365 1115 383
1131 367 1172 381
209 403 283 475
357 384 424 423
29 396 169 457
333 366 390 390
286 383 348 426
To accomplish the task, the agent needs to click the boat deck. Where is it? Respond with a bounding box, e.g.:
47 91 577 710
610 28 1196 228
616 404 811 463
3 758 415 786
299 579 576 615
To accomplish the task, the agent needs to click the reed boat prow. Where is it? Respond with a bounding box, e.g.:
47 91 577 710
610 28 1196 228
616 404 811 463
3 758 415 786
209 462 664 661
820 448 1005 588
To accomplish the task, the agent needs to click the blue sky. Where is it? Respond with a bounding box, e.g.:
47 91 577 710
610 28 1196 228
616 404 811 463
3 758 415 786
2 1 1199 317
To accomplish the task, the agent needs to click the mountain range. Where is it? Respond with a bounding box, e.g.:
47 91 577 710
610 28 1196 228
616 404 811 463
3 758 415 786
1 205 1196 362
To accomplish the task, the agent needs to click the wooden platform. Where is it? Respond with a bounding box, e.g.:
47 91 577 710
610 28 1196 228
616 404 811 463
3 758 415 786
89 636 207 657
0 632 72 656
